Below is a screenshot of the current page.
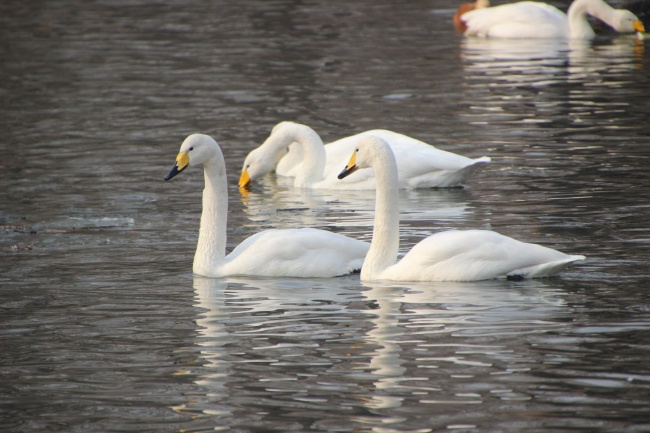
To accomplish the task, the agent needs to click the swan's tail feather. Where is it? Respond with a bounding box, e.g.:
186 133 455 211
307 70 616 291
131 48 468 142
472 156 491 165
507 255 586 279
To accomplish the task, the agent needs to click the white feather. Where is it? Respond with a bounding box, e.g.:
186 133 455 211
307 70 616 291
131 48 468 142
240 122 489 190
341 136 585 282
166 134 369 278
462 0 643 39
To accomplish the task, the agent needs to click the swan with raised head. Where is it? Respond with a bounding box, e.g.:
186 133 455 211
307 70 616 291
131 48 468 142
337 136 585 282
239 121 490 190
461 0 645 39
164 134 369 278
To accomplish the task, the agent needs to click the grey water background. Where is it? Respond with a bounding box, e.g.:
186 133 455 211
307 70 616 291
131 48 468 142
2 0 650 432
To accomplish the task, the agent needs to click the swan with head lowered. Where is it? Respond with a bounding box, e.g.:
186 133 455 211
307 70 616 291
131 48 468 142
239 121 490 190
164 134 369 278
337 136 585 282
461 0 645 39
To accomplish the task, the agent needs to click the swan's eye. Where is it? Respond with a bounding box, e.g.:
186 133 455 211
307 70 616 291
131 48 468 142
189 147 194 151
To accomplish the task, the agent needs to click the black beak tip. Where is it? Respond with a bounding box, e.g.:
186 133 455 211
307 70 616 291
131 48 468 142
164 163 186 181
338 165 357 180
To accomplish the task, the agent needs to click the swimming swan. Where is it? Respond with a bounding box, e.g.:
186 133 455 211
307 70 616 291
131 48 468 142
164 134 369 278
337 136 586 282
239 121 490 190
461 0 645 39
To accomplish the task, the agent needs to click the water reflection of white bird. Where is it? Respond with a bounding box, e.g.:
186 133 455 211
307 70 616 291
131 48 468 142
185 276 572 425
164 134 368 278
359 278 570 411
171 277 233 419
338 136 585 282
239 179 472 231
460 36 643 123
239 121 490 190
360 284 408 410
461 0 644 39
567 36 645 78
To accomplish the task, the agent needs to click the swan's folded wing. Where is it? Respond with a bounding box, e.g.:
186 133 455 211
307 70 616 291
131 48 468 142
322 129 489 188
386 230 583 281
322 129 448 175
462 2 568 39
223 228 369 278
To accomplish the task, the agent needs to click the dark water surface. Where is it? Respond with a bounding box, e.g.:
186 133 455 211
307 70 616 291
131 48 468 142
2 0 650 432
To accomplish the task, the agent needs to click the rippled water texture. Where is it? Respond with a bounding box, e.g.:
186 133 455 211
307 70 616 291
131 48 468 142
2 0 650 432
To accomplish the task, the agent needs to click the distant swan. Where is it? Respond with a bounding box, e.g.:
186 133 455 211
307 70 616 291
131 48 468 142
337 136 585 282
239 121 490 190
164 134 369 278
461 0 645 39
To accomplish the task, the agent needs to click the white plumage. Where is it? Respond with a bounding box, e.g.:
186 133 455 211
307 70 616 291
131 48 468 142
461 0 645 39
338 136 586 282
239 121 490 190
165 134 369 278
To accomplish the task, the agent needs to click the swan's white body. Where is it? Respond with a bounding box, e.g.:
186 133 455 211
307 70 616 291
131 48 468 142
165 134 369 278
462 0 645 39
338 136 585 282
239 122 490 190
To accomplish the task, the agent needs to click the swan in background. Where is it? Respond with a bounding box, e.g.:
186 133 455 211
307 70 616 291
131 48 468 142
461 0 645 39
454 0 490 33
239 121 490 190
337 136 585 282
164 133 369 278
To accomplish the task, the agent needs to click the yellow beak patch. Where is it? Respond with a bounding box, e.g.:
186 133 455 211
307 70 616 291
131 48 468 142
239 169 251 188
345 151 357 172
337 150 359 180
634 20 646 33
176 151 190 170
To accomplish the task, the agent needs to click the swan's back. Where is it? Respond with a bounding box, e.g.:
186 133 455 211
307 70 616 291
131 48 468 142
322 129 471 174
221 228 369 278
318 129 489 189
378 230 584 281
463 1 570 38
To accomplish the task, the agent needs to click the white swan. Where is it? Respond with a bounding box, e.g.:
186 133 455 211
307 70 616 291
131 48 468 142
337 136 586 282
239 121 490 190
164 134 369 278
461 0 645 39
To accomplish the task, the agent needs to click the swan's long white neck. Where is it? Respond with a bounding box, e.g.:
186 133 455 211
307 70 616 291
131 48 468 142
277 124 327 187
361 143 401 280
568 0 615 38
194 156 228 275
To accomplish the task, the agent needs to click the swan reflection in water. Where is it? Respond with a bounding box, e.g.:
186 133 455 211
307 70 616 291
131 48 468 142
460 35 645 102
239 177 473 232
178 275 572 427
458 34 645 168
357 279 570 412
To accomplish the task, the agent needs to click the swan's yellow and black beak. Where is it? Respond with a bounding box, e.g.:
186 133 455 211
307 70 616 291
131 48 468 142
238 168 251 188
634 20 646 33
164 151 190 181
338 150 358 180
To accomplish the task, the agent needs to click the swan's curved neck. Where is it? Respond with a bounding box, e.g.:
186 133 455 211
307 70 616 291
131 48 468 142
285 125 327 187
194 157 228 275
568 0 613 38
362 145 401 280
